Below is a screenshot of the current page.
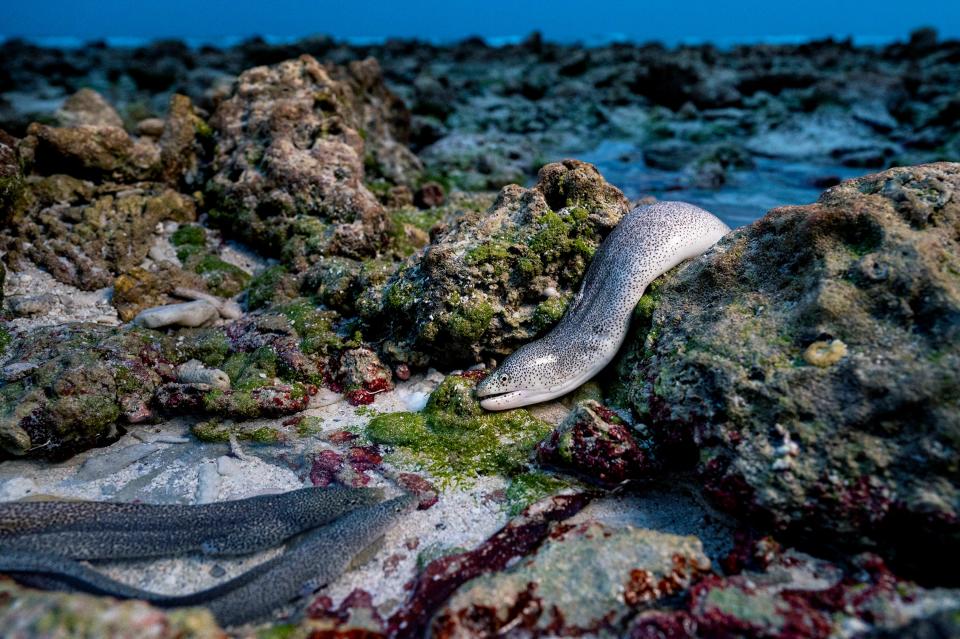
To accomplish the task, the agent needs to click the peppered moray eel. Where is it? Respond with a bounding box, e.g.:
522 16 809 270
0 486 380 559
476 201 730 410
0 490 416 626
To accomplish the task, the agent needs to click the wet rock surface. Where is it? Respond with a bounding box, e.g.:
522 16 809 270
537 399 651 486
628 539 960 639
0 579 224 639
616 162 960 581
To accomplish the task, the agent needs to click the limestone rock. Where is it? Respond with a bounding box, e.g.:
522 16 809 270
431 522 710 637
206 54 415 262
364 159 630 365
616 163 960 580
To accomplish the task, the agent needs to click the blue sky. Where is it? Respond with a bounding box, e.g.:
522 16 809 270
3 0 958 44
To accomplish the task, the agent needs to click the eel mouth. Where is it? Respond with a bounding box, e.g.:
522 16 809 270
476 390 527 411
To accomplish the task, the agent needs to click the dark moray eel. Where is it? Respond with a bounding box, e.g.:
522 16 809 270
0 486 382 559
0 490 416 626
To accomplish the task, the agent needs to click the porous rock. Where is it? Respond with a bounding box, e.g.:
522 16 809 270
2 176 196 290
364 159 630 365
0 324 170 458
431 522 710 637
55 88 125 128
0 579 224 639
628 541 960 639
206 54 417 262
537 400 649 486
616 162 960 580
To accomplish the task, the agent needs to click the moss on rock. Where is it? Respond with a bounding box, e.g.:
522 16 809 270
361 160 630 366
366 374 552 483
616 163 960 580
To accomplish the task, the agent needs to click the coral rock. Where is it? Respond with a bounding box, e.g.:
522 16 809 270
431 522 710 637
206 54 417 263
616 163 960 580
537 400 649 485
364 159 630 365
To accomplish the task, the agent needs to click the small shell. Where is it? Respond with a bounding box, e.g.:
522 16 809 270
177 359 231 391
803 339 849 367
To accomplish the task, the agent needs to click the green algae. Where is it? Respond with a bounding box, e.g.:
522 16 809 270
297 416 324 437
465 240 512 267
245 265 289 310
392 207 444 233
173 328 230 367
446 298 495 342
278 300 343 355
384 278 418 312
506 472 575 516
256 624 299 639
365 375 552 484
171 224 206 248
0 326 10 356
192 418 283 444
532 296 570 333
222 348 279 391
192 254 251 297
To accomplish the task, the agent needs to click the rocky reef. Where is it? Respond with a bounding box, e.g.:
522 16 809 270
0 29 959 639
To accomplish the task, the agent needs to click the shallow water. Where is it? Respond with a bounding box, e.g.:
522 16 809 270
579 140 867 228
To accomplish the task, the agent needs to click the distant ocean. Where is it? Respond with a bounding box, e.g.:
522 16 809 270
0 33 920 49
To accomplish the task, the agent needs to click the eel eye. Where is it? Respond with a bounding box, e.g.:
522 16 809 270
500 374 508 383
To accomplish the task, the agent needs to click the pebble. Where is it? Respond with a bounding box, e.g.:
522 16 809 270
7 294 59 316
177 359 231 390
216 455 243 477
133 300 220 328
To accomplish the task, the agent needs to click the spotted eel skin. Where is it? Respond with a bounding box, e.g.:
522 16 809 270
0 493 416 626
476 201 730 410
0 486 381 559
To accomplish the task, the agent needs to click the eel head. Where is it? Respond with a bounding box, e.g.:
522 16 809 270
475 343 573 411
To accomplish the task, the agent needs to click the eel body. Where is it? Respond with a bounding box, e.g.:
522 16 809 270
476 201 730 410
0 493 416 626
0 486 381 559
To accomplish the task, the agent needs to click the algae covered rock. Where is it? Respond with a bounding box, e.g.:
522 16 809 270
629 541 960 639
2 176 196 290
365 159 630 365
366 373 552 482
616 162 960 579
537 400 649 486
0 578 224 639
0 303 344 458
431 522 710 637
206 54 414 262
0 324 171 458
